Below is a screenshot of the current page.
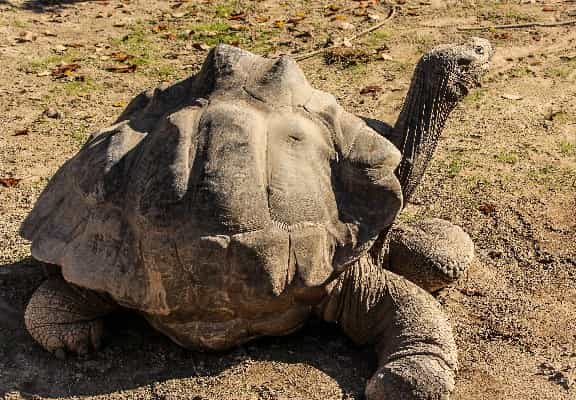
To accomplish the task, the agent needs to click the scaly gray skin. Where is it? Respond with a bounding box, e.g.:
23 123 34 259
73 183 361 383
388 218 475 293
21 40 492 399
368 37 492 274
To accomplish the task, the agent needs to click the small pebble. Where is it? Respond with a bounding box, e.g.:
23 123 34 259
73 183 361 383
44 108 62 119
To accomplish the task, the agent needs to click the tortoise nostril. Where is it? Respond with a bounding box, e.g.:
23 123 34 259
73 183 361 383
457 57 473 67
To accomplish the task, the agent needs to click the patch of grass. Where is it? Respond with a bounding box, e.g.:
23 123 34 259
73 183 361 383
463 87 488 104
526 165 576 190
509 65 534 79
26 54 67 73
527 164 556 183
545 66 572 80
546 110 572 124
483 6 536 24
415 33 435 49
13 18 28 28
447 159 465 177
344 63 369 74
387 59 413 76
111 24 153 65
544 57 576 80
495 151 519 165
186 22 244 46
502 8 535 23
214 4 234 18
397 211 420 225
365 29 393 47
465 174 490 189
61 77 100 96
560 141 576 157
70 122 91 147
147 64 178 80
249 29 275 54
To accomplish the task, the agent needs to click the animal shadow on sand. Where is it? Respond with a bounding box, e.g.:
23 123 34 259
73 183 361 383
0 260 373 399
1 0 99 13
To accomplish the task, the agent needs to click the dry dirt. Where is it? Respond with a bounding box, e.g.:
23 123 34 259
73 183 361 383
1 0 575 399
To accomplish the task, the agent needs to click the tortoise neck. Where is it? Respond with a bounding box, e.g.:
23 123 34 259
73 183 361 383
393 66 458 202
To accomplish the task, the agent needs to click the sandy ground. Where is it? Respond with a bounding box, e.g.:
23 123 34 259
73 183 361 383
0 0 575 399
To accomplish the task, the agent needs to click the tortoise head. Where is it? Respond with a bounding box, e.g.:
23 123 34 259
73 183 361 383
417 37 494 101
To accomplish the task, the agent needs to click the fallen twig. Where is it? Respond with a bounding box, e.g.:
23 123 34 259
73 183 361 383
293 7 396 61
458 19 576 31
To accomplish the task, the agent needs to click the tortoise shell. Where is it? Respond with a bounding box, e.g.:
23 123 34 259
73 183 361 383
21 44 402 349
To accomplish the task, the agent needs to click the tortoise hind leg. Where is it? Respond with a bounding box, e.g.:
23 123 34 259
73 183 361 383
25 278 118 358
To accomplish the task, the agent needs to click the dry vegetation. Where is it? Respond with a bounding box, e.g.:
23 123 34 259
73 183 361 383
0 0 575 399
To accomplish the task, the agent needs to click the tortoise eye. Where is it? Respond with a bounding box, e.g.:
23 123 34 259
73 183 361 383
475 46 484 55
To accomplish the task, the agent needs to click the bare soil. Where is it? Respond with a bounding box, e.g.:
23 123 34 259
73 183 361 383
1 0 575 399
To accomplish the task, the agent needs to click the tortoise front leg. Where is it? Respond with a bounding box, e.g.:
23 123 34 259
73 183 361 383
387 218 474 293
319 257 457 400
25 277 118 358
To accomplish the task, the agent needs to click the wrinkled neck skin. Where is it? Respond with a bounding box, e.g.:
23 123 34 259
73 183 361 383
366 65 459 266
390 64 459 203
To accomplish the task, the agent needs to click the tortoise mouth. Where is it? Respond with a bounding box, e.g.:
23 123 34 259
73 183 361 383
455 80 470 96
449 63 488 100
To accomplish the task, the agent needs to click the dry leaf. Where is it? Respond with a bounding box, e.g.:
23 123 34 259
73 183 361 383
0 178 21 188
501 93 523 100
334 20 355 30
274 20 286 28
333 15 347 21
43 108 62 119
163 32 177 41
494 32 512 40
13 128 29 136
17 31 37 43
356 1 375 8
51 63 80 78
228 12 247 21
111 52 133 62
52 44 68 53
293 30 313 39
287 16 305 24
163 53 179 60
112 101 127 108
360 85 383 95
542 6 557 12
105 64 137 73
192 42 210 51
152 23 168 33
478 203 497 216
255 15 270 23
